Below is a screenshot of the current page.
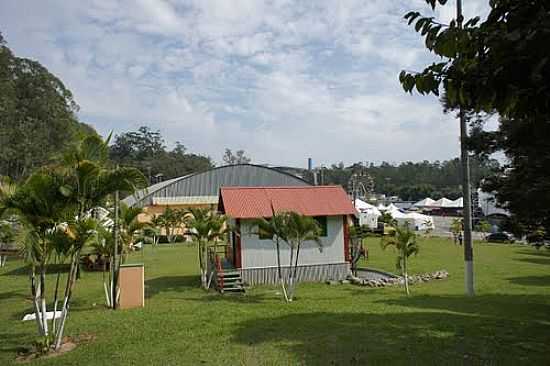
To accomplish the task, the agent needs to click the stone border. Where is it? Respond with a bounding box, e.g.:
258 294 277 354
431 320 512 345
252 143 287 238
338 270 449 288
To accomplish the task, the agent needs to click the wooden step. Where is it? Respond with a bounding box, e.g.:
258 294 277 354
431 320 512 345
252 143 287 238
222 286 246 293
222 270 241 276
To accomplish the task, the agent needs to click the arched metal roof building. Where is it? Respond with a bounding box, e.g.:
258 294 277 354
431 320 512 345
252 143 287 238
123 164 311 208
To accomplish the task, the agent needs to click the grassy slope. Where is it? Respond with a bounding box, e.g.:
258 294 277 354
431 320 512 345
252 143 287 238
1 237 549 365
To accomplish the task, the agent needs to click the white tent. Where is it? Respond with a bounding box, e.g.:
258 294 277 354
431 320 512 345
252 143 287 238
386 203 399 211
354 199 378 212
389 209 408 219
449 197 463 208
413 198 436 207
378 203 399 212
395 212 435 231
433 197 455 207
358 211 380 229
355 199 381 229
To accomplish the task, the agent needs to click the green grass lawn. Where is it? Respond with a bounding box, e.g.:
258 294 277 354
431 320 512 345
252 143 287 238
1 237 550 365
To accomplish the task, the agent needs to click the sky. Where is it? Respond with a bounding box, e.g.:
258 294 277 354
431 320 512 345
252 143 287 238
0 0 490 167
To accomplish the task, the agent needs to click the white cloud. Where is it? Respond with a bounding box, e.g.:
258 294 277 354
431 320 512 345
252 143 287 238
0 0 489 166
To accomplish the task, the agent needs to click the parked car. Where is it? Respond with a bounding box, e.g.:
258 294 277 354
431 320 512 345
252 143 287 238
486 232 515 243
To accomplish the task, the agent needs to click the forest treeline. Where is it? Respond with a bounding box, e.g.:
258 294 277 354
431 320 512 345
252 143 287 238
319 158 499 201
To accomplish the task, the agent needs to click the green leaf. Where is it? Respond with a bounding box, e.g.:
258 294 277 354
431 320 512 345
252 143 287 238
464 16 480 28
421 21 433 36
404 11 421 25
415 18 426 32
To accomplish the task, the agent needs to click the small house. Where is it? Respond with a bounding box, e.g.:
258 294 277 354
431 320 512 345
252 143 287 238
218 186 357 285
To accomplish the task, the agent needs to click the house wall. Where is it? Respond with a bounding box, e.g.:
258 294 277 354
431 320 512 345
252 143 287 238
239 215 346 269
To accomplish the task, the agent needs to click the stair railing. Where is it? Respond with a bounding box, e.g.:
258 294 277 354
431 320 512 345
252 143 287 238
215 253 223 289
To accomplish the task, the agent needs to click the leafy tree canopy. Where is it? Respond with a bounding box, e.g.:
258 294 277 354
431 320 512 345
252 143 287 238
319 157 498 201
0 32 97 181
399 0 550 231
109 126 214 183
222 148 251 165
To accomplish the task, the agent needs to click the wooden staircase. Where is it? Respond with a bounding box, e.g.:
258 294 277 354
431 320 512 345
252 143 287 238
208 245 245 294
218 269 245 294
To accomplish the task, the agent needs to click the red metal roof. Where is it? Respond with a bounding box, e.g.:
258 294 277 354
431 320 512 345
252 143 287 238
219 186 357 219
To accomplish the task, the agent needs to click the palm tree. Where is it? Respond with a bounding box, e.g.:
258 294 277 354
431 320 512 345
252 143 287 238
283 212 322 302
59 135 146 217
379 212 396 225
51 217 99 348
60 134 145 316
90 203 146 307
90 222 115 306
381 223 419 295
147 214 164 247
158 207 181 243
1 135 146 352
251 210 292 301
1 171 72 342
118 203 148 252
184 207 228 289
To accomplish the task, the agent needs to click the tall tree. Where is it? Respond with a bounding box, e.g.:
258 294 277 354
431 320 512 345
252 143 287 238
252 211 292 301
222 148 251 165
110 127 213 181
282 212 322 302
0 32 96 181
184 207 229 289
381 224 420 296
399 0 550 234
156 207 183 243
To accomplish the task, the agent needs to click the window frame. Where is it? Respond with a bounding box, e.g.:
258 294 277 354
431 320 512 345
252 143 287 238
313 216 328 237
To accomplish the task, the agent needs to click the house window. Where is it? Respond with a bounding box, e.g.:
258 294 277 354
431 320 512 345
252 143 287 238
258 219 274 240
314 216 328 237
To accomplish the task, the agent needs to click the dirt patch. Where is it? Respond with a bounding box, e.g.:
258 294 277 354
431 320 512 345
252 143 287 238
15 333 95 363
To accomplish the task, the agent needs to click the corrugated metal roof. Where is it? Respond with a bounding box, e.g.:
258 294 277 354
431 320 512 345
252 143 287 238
152 196 219 205
123 164 311 207
219 186 357 219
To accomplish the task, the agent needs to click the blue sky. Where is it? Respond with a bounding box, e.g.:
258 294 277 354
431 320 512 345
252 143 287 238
0 0 489 167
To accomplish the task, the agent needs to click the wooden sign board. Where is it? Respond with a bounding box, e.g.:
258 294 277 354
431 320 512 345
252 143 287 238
119 264 144 309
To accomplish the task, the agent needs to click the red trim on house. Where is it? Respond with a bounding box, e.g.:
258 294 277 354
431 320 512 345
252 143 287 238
235 219 242 269
343 215 351 262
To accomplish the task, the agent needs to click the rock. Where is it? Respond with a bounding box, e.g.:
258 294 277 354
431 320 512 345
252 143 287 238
326 280 339 285
341 279 351 284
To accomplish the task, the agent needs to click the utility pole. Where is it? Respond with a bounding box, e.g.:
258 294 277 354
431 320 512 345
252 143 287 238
457 0 475 296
